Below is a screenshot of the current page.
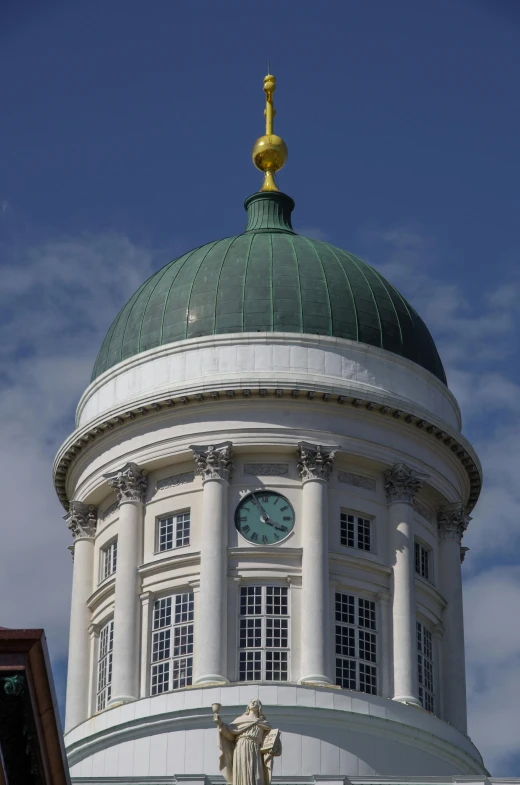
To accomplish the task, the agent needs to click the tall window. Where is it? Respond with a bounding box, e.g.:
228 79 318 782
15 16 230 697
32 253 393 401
340 512 372 551
100 539 117 581
157 512 190 552
335 592 377 694
239 586 289 682
97 620 114 711
417 621 434 712
415 541 431 581
151 592 193 694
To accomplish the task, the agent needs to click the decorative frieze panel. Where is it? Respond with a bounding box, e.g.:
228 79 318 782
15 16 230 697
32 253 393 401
338 470 376 491
104 462 148 504
384 462 427 504
413 498 431 522
437 502 471 543
156 471 195 490
101 501 119 521
297 442 338 482
190 442 233 483
244 464 288 477
65 500 97 540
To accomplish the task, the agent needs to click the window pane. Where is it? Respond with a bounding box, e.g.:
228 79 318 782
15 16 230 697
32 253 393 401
239 650 262 681
266 618 288 648
159 516 174 552
151 662 169 694
150 593 193 694
357 518 371 551
417 622 434 712
336 658 356 689
358 598 376 630
335 592 355 624
239 586 290 681
97 620 114 710
240 618 262 648
359 663 377 694
153 597 172 629
176 513 190 547
240 586 262 616
266 651 288 681
359 630 377 663
266 586 288 615
415 542 431 581
152 629 170 662
335 592 378 695
172 656 192 689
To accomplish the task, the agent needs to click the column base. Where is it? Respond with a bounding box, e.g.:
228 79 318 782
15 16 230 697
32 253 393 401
298 674 333 687
193 674 230 686
108 695 137 707
393 695 422 708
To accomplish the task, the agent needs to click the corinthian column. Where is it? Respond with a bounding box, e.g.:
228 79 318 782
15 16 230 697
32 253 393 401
191 442 233 685
297 442 338 685
438 503 470 732
104 462 147 704
65 501 97 731
385 462 426 706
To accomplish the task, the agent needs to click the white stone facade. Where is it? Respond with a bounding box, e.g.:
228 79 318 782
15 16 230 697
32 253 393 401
57 333 487 782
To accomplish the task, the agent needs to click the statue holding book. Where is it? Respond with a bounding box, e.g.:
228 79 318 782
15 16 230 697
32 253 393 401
213 699 282 785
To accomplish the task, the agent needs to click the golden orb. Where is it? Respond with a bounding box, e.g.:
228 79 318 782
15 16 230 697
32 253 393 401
252 134 288 174
264 74 276 94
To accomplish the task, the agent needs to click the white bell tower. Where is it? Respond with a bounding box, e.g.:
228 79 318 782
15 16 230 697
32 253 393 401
56 73 487 783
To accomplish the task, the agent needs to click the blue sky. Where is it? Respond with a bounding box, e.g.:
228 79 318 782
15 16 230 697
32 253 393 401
1 0 520 775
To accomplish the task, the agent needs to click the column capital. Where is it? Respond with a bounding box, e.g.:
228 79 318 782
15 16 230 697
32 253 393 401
65 500 97 540
460 545 470 563
296 442 339 483
384 462 427 504
437 502 471 543
104 462 148 504
190 442 233 483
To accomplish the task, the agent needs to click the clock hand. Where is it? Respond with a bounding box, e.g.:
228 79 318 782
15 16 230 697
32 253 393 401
250 493 273 522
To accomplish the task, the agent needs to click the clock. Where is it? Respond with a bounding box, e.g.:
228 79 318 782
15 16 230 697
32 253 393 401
235 490 295 545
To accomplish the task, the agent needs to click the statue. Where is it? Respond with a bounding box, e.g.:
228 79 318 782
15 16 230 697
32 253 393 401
213 699 282 785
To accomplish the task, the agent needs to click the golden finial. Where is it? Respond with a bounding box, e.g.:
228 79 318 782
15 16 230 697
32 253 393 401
252 72 288 192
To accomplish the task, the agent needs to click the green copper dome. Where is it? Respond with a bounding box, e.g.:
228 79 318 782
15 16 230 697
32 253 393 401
92 192 446 384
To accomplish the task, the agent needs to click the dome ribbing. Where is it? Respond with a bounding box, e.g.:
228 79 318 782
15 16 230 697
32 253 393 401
92 192 446 384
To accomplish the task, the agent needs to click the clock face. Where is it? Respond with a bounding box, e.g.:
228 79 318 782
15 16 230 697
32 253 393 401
235 491 295 545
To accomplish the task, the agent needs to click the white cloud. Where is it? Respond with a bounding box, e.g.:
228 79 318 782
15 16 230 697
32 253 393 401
464 567 520 772
363 225 520 774
0 232 158 713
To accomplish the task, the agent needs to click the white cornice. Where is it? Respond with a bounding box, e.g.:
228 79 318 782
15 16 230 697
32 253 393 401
138 550 201 578
53 388 482 514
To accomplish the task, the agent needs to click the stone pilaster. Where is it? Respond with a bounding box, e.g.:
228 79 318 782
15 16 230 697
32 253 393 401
103 462 147 705
64 500 97 731
190 442 233 685
437 502 470 732
297 442 338 685
385 463 427 707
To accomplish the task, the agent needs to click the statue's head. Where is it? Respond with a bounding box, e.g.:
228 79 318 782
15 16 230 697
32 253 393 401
247 698 264 718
